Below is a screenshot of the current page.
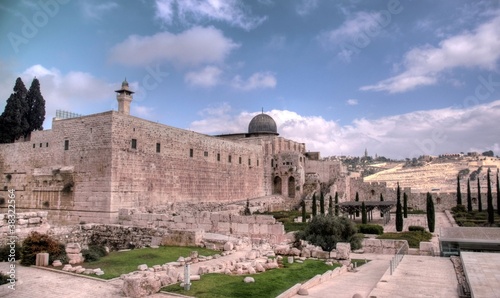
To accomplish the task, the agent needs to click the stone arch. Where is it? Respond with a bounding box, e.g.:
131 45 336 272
288 176 296 198
273 176 282 195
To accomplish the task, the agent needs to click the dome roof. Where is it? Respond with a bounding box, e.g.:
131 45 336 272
248 113 278 135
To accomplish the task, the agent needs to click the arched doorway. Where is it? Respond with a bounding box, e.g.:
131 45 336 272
273 176 282 194
288 176 296 198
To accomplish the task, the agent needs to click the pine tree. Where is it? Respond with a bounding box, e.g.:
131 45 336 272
456 175 462 206
334 192 339 216
380 193 384 217
403 192 408 218
320 192 325 215
328 195 333 216
25 77 45 135
467 178 473 212
396 183 403 232
312 193 317 217
426 192 435 233
355 192 360 217
487 169 494 225
497 169 500 216
361 201 367 224
301 199 306 223
477 178 482 212
0 78 28 143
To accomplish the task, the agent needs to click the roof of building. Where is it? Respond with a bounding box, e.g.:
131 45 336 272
248 113 278 135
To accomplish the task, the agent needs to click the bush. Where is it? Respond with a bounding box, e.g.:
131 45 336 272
0 242 21 261
408 225 425 232
295 214 361 251
82 245 108 262
20 232 66 266
451 205 467 214
357 224 384 235
0 272 10 286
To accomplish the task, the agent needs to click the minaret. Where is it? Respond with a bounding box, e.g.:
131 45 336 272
115 78 134 115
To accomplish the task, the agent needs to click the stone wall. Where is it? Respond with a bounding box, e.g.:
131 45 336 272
362 239 409 254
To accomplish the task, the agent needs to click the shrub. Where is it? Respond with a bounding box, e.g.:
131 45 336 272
0 242 21 261
82 245 107 262
0 272 10 286
20 232 66 266
408 225 425 232
357 224 384 235
295 214 361 251
451 204 467 214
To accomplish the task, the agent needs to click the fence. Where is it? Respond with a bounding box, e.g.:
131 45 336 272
390 242 408 275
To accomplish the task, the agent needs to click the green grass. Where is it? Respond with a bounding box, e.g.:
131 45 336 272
258 210 308 232
377 231 432 248
453 210 500 227
163 259 336 298
70 246 219 279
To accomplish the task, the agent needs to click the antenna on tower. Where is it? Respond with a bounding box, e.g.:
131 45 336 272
261 107 264 114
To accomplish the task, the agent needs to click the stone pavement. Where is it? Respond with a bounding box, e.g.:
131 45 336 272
460 252 500 298
290 253 393 298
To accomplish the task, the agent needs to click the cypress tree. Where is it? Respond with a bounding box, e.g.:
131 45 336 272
355 192 360 217
25 77 46 135
456 175 462 206
0 78 28 142
361 202 367 224
487 169 494 225
396 183 403 232
380 193 384 217
497 169 500 216
301 200 306 223
403 192 408 218
328 195 333 216
320 192 325 215
426 192 435 233
467 178 473 212
477 178 482 212
334 192 339 216
312 193 317 217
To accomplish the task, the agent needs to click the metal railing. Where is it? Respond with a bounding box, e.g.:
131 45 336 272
390 242 409 275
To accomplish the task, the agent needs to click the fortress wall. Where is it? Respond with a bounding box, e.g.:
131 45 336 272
109 113 266 210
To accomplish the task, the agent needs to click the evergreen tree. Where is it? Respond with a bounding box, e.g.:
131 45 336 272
301 199 306 223
467 178 473 212
312 193 317 217
477 178 482 212
328 195 333 216
355 192 360 217
0 78 28 142
497 169 500 216
25 77 46 135
403 192 408 218
487 169 494 225
361 202 367 224
456 175 462 206
396 183 403 232
334 192 339 216
380 193 384 217
426 192 435 233
320 192 325 215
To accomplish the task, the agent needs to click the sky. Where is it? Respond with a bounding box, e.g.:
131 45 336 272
1 0 500 159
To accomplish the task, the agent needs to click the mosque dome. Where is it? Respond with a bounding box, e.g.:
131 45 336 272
248 113 278 135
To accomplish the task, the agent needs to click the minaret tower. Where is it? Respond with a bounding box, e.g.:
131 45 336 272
115 78 134 115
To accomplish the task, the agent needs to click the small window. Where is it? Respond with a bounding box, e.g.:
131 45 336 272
39 143 42 148
33 144 36 148
190 148 193 157
239 157 242 164
64 140 69 150
204 151 208 157
46 142 48 147
271 159 274 167
90 128 92 133
228 155 232 163
248 158 251 166
131 139 137 149
257 160 259 166
156 143 161 153
217 153 220 161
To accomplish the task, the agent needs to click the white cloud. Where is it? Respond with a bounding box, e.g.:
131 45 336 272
108 26 239 67
346 99 358 106
132 105 155 119
81 1 118 20
231 72 276 91
154 0 266 30
296 0 318 17
189 100 500 159
361 12 500 93
185 66 222 87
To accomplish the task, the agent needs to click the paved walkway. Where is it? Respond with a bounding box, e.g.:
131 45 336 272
461 252 500 298
291 253 393 298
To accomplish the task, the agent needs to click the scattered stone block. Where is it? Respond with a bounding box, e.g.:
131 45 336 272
138 264 148 271
52 260 63 267
122 272 162 298
298 287 309 296
243 277 255 283
224 241 234 251
65 243 82 254
336 243 351 260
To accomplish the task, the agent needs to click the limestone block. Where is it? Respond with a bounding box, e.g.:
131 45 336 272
67 253 84 264
62 264 72 271
52 260 63 267
335 243 351 260
312 250 330 259
363 238 381 248
17 219 28 225
122 272 162 298
419 241 434 253
274 245 289 255
218 222 230 232
28 217 41 224
190 275 201 281
298 287 309 296
223 241 234 251
289 248 301 256
76 268 86 274
66 243 82 254
243 277 255 283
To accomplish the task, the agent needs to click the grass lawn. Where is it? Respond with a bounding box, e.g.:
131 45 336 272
452 210 500 227
163 259 336 298
79 246 219 279
377 231 432 248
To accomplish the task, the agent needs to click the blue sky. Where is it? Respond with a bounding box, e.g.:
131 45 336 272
1 0 500 159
